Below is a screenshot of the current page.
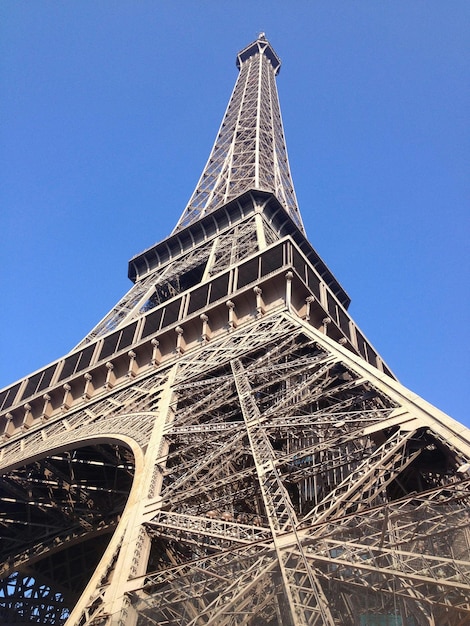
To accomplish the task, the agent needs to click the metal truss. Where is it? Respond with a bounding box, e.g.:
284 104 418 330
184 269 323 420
174 35 304 233
231 357 335 625
0 370 172 624
106 316 467 626
75 213 263 349
1 34 469 626
1 310 469 625
75 238 217 348
0 572 70 624
209 217 260 275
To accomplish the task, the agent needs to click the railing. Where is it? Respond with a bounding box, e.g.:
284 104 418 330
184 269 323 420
0 238 391 441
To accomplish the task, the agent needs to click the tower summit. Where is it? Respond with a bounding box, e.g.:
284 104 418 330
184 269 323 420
175 33 304 233
1 37 469 626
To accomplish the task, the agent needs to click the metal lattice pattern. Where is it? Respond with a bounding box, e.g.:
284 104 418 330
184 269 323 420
75 240 216 347
122 320 470 626
0 371 173 624
1 33 469 626
1 313 469 625
174 35 304 233
209 217 260 275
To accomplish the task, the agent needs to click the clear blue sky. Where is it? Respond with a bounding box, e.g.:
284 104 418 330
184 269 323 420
1 2 469 425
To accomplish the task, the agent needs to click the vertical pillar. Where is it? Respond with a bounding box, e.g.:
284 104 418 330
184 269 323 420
151 339 161 367
254 211 267 250
41 393 52 421
200 314 210 343
95 366 178 626
175 326 185 355
127 351 138 378
322 317 331 335
61 384 72 411
3 413 13 438
285 271 293 311
253 286 264 317
304 296 314 321
82 373 93 400
226 300 237 330
22 404 32 430
105 363 115 390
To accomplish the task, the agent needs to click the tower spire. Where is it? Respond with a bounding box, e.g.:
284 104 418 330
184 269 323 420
173 35 305 233
1 36 469 626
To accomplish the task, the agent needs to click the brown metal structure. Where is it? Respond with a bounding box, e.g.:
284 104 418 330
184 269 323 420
1 35 469 626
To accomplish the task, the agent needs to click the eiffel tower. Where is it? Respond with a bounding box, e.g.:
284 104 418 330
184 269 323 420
1 34 469 626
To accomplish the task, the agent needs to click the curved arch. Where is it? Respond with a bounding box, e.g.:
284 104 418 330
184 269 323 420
0 411 153 474
0 427 147 625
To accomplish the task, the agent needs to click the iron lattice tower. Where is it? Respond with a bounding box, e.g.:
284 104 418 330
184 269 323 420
1 35 469 626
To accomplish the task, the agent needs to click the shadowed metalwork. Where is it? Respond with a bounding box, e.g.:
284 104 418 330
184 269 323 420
0 35 469 626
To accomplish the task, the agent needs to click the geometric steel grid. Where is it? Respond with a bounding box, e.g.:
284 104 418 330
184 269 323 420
173 34 305 234
123 321 470 626
1 36 469 626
